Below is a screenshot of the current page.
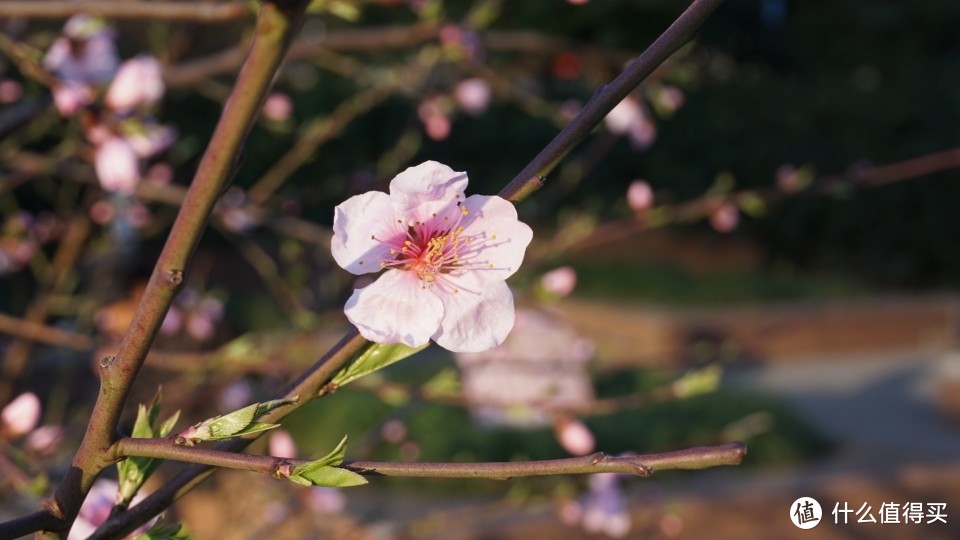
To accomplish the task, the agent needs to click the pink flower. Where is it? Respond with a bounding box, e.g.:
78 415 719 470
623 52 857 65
604 96 656 149
454 78 491 116
627 180 654 212
540 266 577 298
50 82 95 117
417 98 452 140
0 79 23 103
332 161 533 353
1 392 41 439
94 137 140 194
43 18 118 85
25 425 65 455
105 56 165 112
262 92 293 121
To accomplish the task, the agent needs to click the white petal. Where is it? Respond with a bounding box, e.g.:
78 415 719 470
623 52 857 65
345 269 443 347
95 137 140 194
432 272 515 353
458 195 533 280
389 161 468 224
331 191 402 275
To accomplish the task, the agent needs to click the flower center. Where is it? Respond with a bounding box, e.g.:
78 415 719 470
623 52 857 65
373 203 493 289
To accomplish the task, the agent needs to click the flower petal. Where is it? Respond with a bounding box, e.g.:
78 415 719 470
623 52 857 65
389 161 468 224
95 137 140 194
432 272 515 353
345 270 444 347
458 195 533 280
332 191 402 275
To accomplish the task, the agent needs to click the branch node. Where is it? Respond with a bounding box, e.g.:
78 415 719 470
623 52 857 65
274 461 294 479
588 452 605 465
99 355 117 370
166 269 184 286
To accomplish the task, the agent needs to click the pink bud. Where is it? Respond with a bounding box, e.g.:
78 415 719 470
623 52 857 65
105 56 165 112
540 266 577 298
381 419 407 444
307 487 346 514
554 416 595 456
709 202 739 233
627 180 654 212
604 97 641 135
454 78 491 116
418 98 451 140
262 92 293 122
94 137 140 194
268 430 298 458
2 392 41 439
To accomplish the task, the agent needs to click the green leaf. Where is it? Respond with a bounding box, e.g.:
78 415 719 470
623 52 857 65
673 365 723 398
118 390 182 505
331 342 428 388
289 436 367 487
206 403 260 438
134 522 190 540
294 466 368 488
175 397 297 445
254 396 299 418
214 421 280 440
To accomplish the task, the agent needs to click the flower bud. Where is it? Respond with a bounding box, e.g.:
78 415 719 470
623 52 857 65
709 202 739 233
94 137 139 194
269 429 298 458
454 78 491 116
262 92 293 121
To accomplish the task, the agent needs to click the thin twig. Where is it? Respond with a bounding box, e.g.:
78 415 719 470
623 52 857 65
115 437 746 479
499 0 725 201
0 312 94 351
0 1 253 21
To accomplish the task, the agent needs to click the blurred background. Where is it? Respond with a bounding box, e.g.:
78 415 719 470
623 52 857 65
2 0 960 538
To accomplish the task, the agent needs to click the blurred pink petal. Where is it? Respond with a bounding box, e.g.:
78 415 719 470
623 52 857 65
627 180 654 212
268 430 298 458
709 202 739 233
604 97 641 135
307 487 346 515
25 425 65 455
554 416 595 456
262 92 293 121
105 56 165 112
540 266 577 298
1 392 41 439
776 164 801 192
654 85 685 113
381 419 407 444
95 137 140 194
0 79 23 103
126 124 176 158
51 82 95 117
454 78 491 116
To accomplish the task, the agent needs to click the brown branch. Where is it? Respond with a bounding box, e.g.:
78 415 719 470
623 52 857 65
0 1 253 21
116 437 746 480
0 312 94 351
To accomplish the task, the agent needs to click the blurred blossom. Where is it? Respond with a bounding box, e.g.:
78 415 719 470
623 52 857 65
455 309 595 427
218 187 260 233
604 96 657 149
540 266 577 298
306 487 346 515
776 164 801 192
0 79 23 103
653 85 685 114
146 162 174 184
417 97 451 140
557 499 583 526
262 92 293 121
125 123 176 158
67 479 152 540
218 379 253 411
552 52 582 80
399 440 421 461
1 392 41 439
51 82 95 117
580 473 631 538
94 137 140 194
438 24 484 62
31 212 63 244
43 16 118 85
25 425 65 455
454 78 491 116
568 0 590 4
105 56 165 112
0 214 38 274
89 199 115 225
380 419 407 444
262 501 288 525
627 180 654 212
709 202 739 233
553 415 595 455
162 288 224 342
269 430 298 458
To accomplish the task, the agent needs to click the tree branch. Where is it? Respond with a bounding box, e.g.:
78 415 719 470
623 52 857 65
115 437 746 480
0 1 253 21
498 0 725 201
26 2 312 538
